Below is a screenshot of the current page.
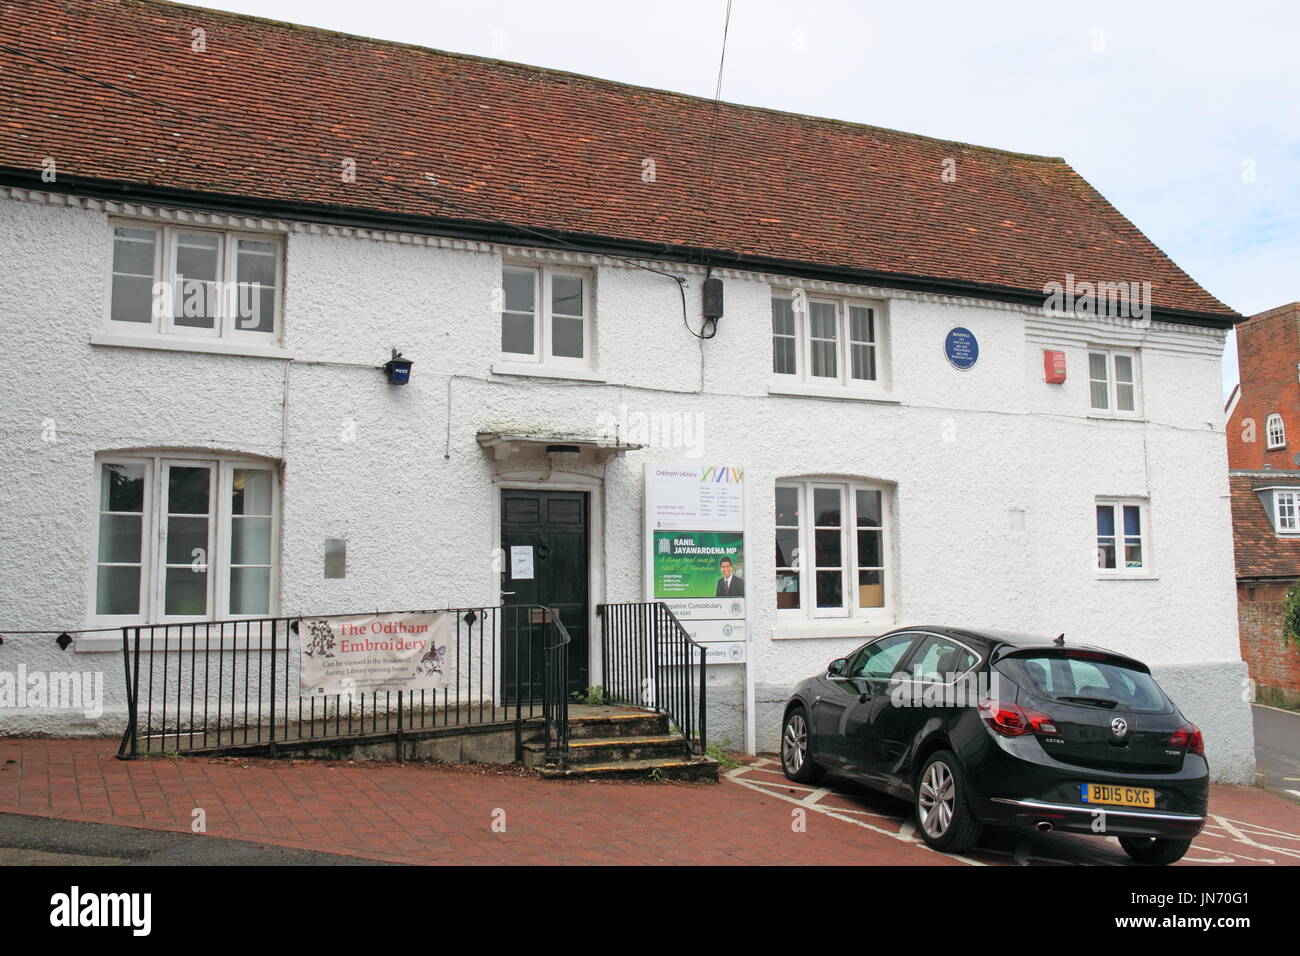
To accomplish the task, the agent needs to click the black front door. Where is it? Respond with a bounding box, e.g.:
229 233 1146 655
500 488 589 703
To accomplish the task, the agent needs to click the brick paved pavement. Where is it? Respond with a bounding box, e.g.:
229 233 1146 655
1 739 1297 865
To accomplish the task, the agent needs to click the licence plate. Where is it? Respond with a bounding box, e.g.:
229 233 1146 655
1080 783 1156 808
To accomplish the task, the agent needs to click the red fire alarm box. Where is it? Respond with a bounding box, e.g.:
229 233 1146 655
1043 349 1067 384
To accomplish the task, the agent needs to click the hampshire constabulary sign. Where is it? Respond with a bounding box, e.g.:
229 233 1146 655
299 611 451 696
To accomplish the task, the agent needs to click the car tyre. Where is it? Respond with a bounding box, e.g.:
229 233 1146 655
781 706 823 783
1118 836 1193 865
915 750 982 853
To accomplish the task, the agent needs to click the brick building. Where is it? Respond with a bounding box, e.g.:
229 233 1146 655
1226 301 1300 705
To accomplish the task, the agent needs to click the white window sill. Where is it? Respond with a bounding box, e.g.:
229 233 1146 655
492 361 606 383
92 331 293 361
772 618 896 640
768 380 898 403
71 636 122 653
1095 572 1158 581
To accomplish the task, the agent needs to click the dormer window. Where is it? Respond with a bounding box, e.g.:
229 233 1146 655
1267 413 1286 449
1274 490 1299 532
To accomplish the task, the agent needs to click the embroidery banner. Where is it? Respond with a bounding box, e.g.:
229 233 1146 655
299 611 450 696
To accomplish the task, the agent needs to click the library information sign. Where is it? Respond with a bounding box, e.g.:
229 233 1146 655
644 464 747 654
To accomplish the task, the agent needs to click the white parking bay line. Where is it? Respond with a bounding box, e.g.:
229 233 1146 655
799 786 834 806
1207 815 1300 862
1208 815 1300 843
723 762 986 866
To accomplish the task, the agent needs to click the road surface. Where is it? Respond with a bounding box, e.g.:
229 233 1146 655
1253 703 1300 804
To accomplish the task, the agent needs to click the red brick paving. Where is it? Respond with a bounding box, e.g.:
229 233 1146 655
0 739 962 866
1 739 1297 866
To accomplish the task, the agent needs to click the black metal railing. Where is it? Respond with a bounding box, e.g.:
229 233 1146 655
598 601 706 754
538 607 571 764
116 605 571 766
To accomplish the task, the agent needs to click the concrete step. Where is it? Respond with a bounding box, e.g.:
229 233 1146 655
538 754 720 782
521 732 683 767
545 734 686 765
566 712 669 740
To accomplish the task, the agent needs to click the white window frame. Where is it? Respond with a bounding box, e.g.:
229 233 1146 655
499 263 594 370
93 454 155 621
775 479 892 620
87 452 281 625
1095 497 1150 575
106 220 285 344
158 457 218 622
1087 348 1141 417
1274 490 1300 533
1267 413 1286 450
771 293 887 392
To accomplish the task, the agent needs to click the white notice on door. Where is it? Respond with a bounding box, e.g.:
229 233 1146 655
510 545 534 580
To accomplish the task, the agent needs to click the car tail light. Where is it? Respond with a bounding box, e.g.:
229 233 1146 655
979 699 1059 737
1169 723 1204 756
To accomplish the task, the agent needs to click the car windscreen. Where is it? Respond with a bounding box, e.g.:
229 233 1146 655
995 653 1169 713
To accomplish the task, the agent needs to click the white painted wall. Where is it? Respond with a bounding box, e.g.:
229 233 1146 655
0 191 1254 781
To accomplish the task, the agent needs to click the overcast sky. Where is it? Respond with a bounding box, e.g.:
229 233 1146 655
192 0 1300 396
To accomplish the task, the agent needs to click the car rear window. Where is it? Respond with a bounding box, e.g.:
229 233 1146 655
996 653 1168 713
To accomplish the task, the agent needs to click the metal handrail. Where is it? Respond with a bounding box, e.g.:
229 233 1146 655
539 607 572 766
597 601 708 756
656 602 708 755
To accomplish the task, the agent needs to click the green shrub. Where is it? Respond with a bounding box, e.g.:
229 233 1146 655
570 685 605 706
1284 584 1300 649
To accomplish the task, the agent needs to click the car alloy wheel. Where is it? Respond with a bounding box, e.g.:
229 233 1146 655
783 712 808 774
780 707 823 783
914 749 982 852
918 760 955 838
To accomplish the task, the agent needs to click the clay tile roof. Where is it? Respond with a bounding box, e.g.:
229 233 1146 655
0 0 1237 323
1229 474 1300 578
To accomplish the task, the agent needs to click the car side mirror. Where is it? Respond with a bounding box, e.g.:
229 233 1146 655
828 657 848 677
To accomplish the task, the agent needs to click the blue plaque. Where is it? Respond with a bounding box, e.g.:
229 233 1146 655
944 327 979 370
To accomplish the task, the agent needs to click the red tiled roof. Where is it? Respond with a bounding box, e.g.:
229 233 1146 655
1230 474 1300 578
0 0 1237 321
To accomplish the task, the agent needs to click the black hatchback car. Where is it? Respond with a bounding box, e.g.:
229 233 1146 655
781 626 1208 864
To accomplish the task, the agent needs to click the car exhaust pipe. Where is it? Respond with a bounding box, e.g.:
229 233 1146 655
1035 821 1053 833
